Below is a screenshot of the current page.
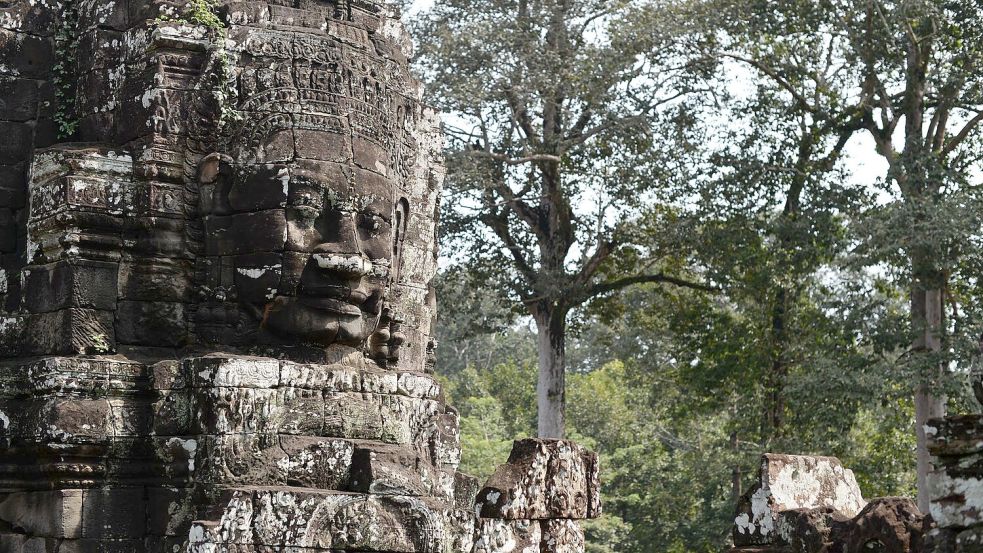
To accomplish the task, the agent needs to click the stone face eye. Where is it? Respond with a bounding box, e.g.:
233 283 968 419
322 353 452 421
290 189 323 212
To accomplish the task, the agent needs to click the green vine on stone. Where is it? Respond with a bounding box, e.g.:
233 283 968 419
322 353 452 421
215 50 242 131
52 0 81 139
157 0 224 32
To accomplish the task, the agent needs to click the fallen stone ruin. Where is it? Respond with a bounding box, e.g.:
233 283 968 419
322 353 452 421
0 1 599 551
726 423 983 553
728 453 926 553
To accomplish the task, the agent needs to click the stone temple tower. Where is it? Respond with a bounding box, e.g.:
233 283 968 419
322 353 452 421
0 1 599 551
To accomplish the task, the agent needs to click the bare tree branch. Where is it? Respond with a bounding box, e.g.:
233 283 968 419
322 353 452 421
942 111 983 158
585 272 718 301
720 52 817 113
470 150 563 165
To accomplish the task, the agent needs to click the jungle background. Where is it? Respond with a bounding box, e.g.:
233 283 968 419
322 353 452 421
400 0 983 550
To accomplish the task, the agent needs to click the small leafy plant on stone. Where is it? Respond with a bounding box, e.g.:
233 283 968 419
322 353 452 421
89 333 111 355
53 0 81 139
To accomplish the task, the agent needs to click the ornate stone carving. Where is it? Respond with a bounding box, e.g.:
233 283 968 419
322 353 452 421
0 1 599 551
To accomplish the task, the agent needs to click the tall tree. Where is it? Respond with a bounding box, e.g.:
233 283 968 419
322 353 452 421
413 0 713 437
683 0 873 444
709 0 983 509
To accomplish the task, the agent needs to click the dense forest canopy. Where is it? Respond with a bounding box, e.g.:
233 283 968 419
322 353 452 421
406 0 983 551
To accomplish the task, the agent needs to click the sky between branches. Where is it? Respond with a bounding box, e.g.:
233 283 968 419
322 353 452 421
403 0 900 204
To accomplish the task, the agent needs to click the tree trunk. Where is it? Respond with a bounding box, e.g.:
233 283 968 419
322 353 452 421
534 306 567 439
764 150 804 444
912 274 946 513
764 286 788 440
731 428 742 504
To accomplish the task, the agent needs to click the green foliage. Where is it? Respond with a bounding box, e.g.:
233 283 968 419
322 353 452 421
581 515 632 553
52 0 80 139
422 0 983 549
158 0 224 31
695 0 983 506
844 401 918 499
413 2 715 438
458 396 515 478
184 0 224 30
434 271 536 377
444 362 537 479
88 333 111 355
439 270 919 551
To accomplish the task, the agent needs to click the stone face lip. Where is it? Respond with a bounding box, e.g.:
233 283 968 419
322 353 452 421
734 453 867 547
475 438 601 521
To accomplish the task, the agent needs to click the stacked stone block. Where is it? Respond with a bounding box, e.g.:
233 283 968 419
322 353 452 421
0 0 214 357
168 354 475 552
924 415 983 552
0 352 480 551
0 0 58 328
472 439 601 553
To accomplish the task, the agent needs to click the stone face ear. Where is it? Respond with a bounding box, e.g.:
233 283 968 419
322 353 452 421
198 153 234 216
198 153 230 185
393 197 410 285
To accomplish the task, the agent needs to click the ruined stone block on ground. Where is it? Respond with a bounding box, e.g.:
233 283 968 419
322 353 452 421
475 439 600 521
727 454 926 553
733 453 866 546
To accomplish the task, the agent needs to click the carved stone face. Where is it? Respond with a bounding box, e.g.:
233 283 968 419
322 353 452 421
270 159 395 347
200 139 404 348
185 12 422 357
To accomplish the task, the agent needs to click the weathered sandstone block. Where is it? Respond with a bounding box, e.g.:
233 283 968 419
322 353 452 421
475 439 600 521
728 454 925 553
472 518 543 553
926 415 983 530
0 490 83 539
734 454 866 546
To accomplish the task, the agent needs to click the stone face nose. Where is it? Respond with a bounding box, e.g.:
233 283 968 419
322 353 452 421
313 212 363 255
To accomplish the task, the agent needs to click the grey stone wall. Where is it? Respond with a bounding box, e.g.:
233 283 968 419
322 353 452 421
923 415 983 552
